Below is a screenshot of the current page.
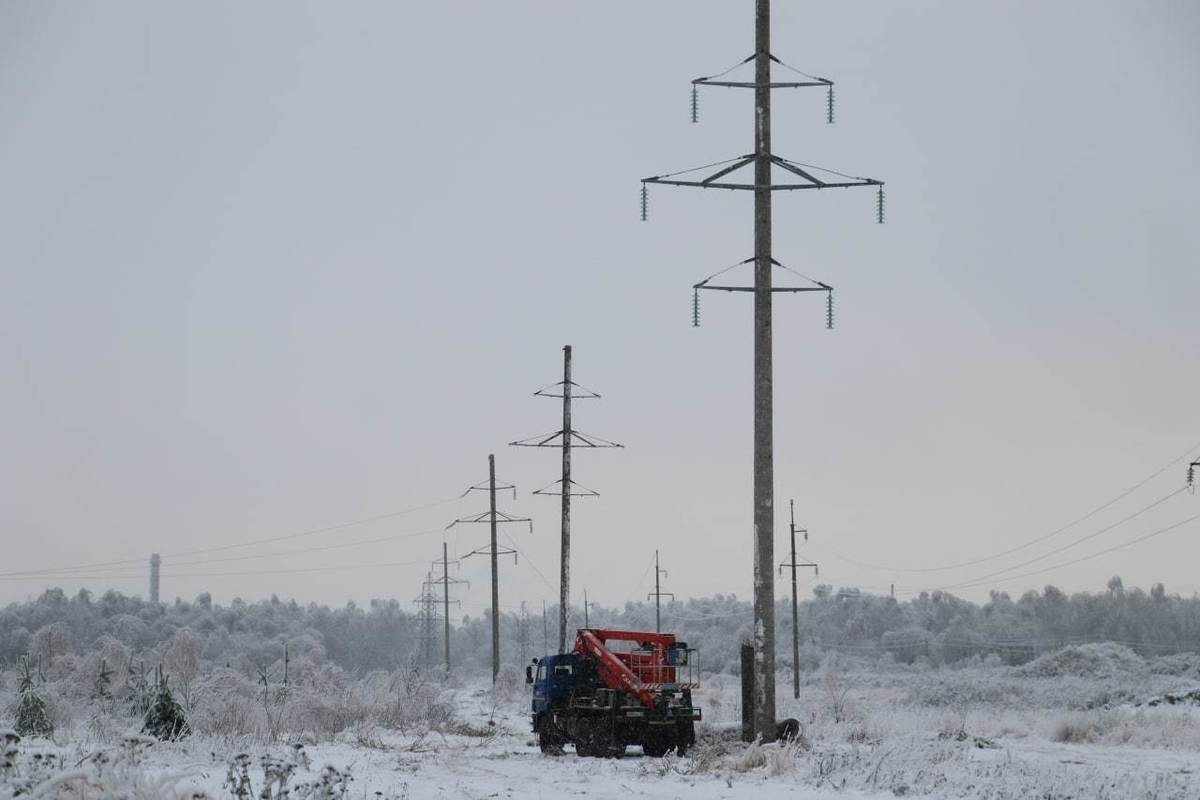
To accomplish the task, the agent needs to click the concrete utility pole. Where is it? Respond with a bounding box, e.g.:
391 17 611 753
560 348 573 650
641 0 884 740
512 346 622 653
750 1 777 741
149 553 161 604
442 543 451 673
447 455 528 683
647 550 675 633
433 543 466 676
542 600 548 653
779 499 817 699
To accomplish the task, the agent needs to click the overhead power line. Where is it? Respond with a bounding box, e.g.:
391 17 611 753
0 495 460 580
825 437 1200 575
931 487 1188 592
942 511 1200 592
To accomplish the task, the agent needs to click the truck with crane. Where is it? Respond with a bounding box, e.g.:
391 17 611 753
525 628 701 757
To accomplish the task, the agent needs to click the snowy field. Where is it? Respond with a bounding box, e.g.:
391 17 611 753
6 643 1200 799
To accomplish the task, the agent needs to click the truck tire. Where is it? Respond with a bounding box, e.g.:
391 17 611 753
641 736 670 758
576 716 623 758
536 716 564 756
675 721 695 756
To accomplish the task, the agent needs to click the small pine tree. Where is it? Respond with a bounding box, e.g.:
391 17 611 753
126 658 151 716
13 657 52 739
92 658 113 700
142 667 190 741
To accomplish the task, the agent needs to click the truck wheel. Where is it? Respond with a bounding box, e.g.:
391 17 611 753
674 721 695 757
642 737 669 758
537 717 564 756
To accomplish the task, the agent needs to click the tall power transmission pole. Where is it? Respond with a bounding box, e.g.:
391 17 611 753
447 454 530 683
433 543 467 676
642 1 884 740
512 346 622 653
779 499 818 699
149 553 161 604
517 601 530 664
647 550 675 633
412 572 441 669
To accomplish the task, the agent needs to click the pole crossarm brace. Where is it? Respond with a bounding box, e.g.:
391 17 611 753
534 380 602 399
779 560 819 576
531 478 601 498
510 430 624 449
694 257 832 294
642 154 882 192
693 52 833 89
1188 460 1199 492
463 544 518 564
445 509 532 530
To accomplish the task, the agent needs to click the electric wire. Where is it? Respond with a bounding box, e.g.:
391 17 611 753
0 495 460 579
930 487 1189 592
944 511 1200 592
824 438 1200 574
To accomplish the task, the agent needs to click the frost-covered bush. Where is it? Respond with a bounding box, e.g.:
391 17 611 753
142 673 190 741
224 747 352 800
379 665 453 733
492 665 522 704
0 730 207 799
1018 642 1146 680
12 659 53 739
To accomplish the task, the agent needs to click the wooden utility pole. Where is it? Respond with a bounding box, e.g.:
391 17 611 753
512 346 621 653
780 499 817 699
583 588 590 628
447 456 527 683
647 550 675 633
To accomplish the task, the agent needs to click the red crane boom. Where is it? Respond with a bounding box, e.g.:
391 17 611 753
574 628 685 710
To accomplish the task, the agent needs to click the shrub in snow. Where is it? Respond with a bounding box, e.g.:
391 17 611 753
1018 643 1145 680
13 658 52 739
1 730 208 799
142 669 190 741
1052 713 1098 743
223 746 352 800
493 665 522 704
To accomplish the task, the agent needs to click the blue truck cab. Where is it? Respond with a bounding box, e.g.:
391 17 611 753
527 653 579 716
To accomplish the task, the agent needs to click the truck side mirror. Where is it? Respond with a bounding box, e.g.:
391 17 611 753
525 665 534 684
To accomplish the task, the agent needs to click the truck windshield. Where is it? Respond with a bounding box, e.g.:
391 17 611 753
536 664 546 681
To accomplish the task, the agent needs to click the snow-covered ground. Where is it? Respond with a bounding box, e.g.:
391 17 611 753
7 644 1200 799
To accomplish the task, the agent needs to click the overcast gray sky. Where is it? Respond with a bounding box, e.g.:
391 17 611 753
2 1 1198 614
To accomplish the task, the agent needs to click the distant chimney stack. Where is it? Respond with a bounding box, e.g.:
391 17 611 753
149 553 161 604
